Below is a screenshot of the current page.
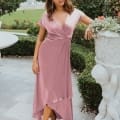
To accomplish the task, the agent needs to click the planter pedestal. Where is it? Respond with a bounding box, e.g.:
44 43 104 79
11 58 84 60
91 31 120 120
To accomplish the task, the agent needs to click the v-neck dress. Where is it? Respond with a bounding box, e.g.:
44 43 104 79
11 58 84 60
32 8 85 120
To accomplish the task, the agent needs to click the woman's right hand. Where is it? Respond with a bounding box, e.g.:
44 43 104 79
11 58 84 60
32 59 39 74
84 26 93 40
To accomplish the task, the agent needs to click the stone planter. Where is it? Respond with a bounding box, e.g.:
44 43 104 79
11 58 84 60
91 31 120 120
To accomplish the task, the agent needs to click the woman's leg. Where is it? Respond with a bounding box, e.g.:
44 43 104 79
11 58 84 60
43 104 56 120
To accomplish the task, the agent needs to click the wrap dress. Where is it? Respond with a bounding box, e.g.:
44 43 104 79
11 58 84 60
32 8 85 120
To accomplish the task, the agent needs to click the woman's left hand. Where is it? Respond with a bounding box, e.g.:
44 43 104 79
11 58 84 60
84 26 93 40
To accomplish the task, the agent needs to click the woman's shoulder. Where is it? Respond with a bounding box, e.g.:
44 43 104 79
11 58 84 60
74 7 85 16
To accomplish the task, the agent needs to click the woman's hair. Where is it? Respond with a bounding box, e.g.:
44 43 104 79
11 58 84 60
45 0 74 20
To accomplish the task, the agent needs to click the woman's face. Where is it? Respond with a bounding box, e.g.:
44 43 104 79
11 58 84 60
53 0 65 7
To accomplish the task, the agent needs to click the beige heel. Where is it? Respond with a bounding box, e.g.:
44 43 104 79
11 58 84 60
43 104 56 120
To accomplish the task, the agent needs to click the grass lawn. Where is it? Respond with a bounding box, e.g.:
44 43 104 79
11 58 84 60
0 9 45 25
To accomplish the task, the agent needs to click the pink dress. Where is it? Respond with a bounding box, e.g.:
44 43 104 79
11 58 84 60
32 8 85 120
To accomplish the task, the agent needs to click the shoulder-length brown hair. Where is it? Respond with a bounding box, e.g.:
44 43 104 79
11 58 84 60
45 0 75 20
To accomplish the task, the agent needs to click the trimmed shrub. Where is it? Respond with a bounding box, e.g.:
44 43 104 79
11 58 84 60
71 50 85 72
1 23 13 29
1 19 33 30
27 25 39 36
71 43 102 112
77 52 102 111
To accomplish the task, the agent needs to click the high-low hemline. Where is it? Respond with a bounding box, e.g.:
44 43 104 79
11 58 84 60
33 96 73 120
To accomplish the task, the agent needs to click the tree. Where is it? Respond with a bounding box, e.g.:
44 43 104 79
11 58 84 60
0 0 26 15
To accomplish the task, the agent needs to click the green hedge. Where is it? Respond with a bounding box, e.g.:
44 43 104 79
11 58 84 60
1 36 36 56
27 25 39 36
78 52 102 111
70 50 85 72
71 43 102 112
71 43 88 72
1 20 33 30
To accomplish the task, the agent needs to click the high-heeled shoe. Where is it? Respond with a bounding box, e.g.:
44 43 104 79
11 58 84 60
43 104 56 120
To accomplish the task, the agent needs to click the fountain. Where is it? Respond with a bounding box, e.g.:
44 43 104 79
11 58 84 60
17 0 45 10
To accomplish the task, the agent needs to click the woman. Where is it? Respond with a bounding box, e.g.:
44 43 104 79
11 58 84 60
32 0 93 120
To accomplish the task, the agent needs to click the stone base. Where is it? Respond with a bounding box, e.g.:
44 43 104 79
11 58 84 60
95 31 120 65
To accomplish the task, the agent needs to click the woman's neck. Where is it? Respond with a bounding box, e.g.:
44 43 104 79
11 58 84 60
55 6 64 12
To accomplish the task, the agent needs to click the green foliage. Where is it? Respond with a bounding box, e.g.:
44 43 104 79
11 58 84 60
1 19 33 29
72 0 105 18
72 25 94 50
1 23 12 29
103 0 120 16
77 52 102 111
14 19 33 29
27 25 39 36
70 46 86 72
72 0 120 17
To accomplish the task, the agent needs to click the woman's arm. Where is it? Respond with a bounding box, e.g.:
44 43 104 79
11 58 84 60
33 10 47 63
33 26 46 62
79 12 94 40
32 25 46 74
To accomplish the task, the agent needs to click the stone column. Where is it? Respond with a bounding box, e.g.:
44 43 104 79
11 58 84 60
91 31 120 120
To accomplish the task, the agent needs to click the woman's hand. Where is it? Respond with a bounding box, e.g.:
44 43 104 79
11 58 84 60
32 59 40 74
78 12 94 40
84 26 93 40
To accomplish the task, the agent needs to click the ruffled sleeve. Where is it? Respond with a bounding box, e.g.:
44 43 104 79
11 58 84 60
37 11 47 28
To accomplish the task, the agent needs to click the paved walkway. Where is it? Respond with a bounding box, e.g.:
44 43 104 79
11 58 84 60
0 57 96 120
